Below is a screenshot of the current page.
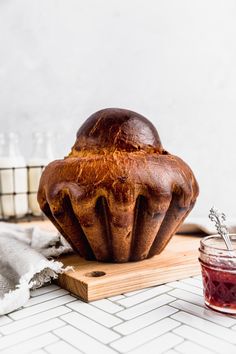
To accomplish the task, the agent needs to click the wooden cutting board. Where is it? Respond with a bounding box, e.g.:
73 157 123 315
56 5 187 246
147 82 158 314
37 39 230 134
56 235 201 302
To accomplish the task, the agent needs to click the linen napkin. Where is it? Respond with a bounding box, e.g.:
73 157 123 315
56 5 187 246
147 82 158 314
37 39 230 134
178 216 236 235
0 222 72 315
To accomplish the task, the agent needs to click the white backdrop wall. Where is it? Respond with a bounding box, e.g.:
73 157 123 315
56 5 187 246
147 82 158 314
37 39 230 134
0 0 236 218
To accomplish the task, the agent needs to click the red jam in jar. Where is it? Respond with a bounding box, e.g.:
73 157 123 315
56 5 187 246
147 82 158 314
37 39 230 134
199 235 236 314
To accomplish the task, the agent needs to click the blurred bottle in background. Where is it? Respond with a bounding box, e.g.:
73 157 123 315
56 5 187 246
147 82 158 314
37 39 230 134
0 132 28 219
0 133 5 154
0 133 5 218
28 132 55 216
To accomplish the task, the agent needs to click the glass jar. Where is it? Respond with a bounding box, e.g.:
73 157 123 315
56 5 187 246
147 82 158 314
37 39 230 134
0 132 28 219
28 132 54 216
199 234 236 314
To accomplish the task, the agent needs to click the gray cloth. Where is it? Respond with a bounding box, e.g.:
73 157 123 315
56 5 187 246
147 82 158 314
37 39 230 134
0 222 72 315
178 216 236 234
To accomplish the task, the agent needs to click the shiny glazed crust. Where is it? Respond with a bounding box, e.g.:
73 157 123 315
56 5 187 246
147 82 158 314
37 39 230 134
38 108 199 262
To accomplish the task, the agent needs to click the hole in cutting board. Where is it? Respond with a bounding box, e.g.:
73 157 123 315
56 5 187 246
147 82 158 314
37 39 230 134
85 271 106 277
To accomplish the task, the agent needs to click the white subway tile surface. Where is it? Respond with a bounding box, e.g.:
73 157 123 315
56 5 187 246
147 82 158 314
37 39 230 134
0 317 12 327
123 289 147 296
175 340 216 354
67 301 122 327
24 289 69 307
179 277 203 289
0 318 64 351
173 325 236 353
108 295 125 301
171 311 236 343
9 295 76 320
1 333 58 354
91 299 124 313
116 294 175 320
114 305 178 335
54 325 117 354
45 340 83 353
110 318 180 353
61 311 120 343
170 299 236 327
168 288 204 304
167 281 203 296
128 332 183 354
0 276 235 353
0 306 71 335
30 284 60 297
117 285 171 307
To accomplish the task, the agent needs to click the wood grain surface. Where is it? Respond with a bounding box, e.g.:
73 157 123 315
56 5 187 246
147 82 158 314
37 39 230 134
56 235 201 302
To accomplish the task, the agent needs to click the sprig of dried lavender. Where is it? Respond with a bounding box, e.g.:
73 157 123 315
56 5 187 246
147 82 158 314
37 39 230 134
209 207 233 251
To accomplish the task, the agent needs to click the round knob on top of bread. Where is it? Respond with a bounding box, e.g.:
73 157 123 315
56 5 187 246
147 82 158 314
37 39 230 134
38 108 199 262
72 108 163 153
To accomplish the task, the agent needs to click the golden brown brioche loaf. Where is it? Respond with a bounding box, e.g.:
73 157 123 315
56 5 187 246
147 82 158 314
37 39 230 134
38 108 199 262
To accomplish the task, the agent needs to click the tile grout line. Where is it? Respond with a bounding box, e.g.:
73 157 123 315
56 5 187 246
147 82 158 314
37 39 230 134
114 294 177 316
64 303 125 327
108 318 183 353
7 296 78 320
0 320 66 352
22 293 71 308
171 324 227 353
52 326 121 354
170 311 236 344
58 315 122 345
129 328 185 354
0 311 73 336
114 295 178 323
167 299 236 328
47 329 88 354
109 305 180 337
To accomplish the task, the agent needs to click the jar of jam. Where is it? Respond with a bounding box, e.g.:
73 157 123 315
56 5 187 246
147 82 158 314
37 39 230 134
199 234 236 314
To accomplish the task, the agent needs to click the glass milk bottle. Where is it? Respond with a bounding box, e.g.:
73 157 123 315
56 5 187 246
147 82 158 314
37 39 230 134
0 132 28 219
28 132 54 216
0 133 5 154
0 133 5 218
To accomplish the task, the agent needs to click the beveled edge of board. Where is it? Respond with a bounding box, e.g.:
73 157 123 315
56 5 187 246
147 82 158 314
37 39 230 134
56 235 201 302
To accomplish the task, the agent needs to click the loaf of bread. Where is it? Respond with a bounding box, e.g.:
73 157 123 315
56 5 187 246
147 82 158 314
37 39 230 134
38 108 199 262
